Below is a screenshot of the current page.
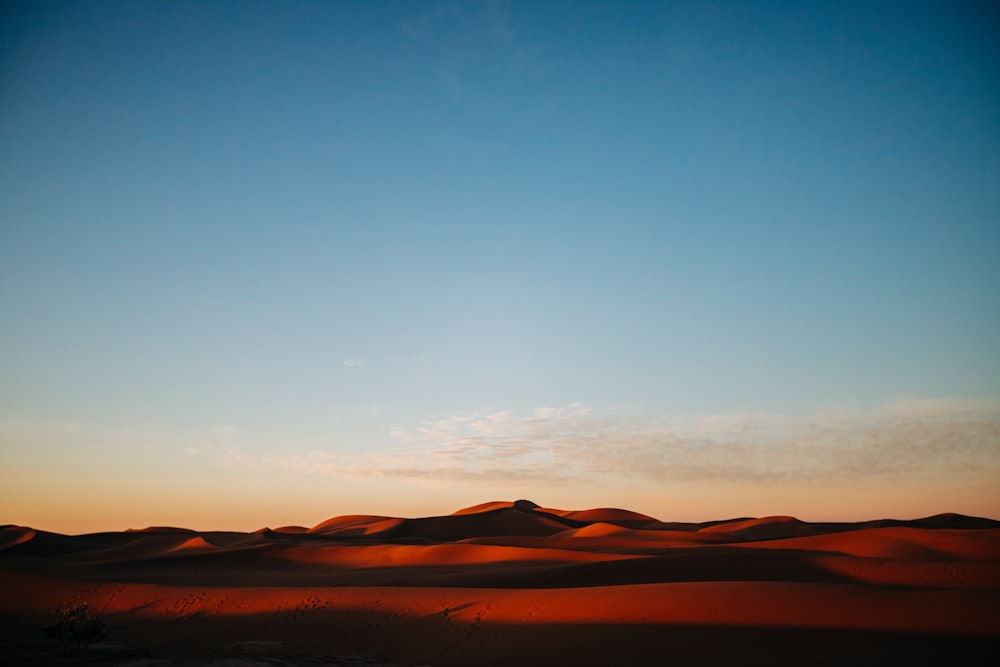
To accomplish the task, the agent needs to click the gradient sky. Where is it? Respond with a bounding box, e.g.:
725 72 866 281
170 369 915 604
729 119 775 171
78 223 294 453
2 0 998 532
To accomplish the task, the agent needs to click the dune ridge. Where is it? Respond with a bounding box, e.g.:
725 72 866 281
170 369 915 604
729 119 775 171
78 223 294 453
2 501 998 664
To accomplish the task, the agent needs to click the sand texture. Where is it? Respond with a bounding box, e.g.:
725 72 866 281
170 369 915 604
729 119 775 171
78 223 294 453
2 501 999 665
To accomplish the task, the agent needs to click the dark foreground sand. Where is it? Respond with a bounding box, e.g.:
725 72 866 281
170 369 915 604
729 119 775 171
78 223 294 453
2 500 998 665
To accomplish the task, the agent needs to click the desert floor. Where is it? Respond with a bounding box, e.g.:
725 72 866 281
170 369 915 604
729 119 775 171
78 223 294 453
2 499 999 665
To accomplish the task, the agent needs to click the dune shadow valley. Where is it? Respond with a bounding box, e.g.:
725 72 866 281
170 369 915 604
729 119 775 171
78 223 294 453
1 500 999 665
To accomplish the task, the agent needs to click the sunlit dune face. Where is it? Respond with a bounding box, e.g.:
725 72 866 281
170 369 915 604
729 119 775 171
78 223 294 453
0 526 35 550
308 516 404 536
542 508 658 524
269 542 642 568
168 536 215 553
3 575 998 638
1 502 999 665
451 501 518 516
730 527 1000 560
812 554 1000 589
308 515 396 533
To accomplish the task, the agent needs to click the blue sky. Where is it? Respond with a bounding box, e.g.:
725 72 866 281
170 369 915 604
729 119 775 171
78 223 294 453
2 1 998 530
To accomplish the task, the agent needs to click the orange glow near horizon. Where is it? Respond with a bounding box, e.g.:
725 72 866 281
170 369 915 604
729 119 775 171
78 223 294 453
3 466 997 535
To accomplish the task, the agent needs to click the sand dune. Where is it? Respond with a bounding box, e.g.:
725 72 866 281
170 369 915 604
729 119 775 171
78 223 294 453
451 500 521 515
541 506 658 527
699 514 813 539
2 502 998 664
308 514 404 536
0 526 34 550
270 525 310 534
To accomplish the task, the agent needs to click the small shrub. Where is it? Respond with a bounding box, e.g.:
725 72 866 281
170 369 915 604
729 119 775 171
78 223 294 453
43 603 106 649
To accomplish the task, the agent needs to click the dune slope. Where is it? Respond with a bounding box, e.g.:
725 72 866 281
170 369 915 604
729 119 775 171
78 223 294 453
2 502 998 665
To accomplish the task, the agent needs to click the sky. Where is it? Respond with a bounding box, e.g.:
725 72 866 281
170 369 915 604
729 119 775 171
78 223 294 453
1 0 998 533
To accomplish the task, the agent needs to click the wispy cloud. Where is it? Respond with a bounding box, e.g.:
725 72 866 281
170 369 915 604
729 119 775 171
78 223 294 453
261 399 1000 487
343 358 364 368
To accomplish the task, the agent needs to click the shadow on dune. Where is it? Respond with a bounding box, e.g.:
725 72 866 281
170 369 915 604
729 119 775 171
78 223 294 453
5 504 1000 593
2 544 868 589
1 606 996 666
3 503 999 665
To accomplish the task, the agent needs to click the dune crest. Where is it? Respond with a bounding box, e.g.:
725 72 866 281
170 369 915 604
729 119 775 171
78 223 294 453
0 526 35 550
271 525 309 534
548 507 658 527
168 536 215 552
308 514 400 535
125 526 197 534
452 499 540 515
560 522 630 538
2 502 998 665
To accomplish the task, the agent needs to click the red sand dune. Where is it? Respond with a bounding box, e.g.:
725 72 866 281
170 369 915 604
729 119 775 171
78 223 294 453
541 506 658 527
2 502 999 665
270 525 310 534
308 514 405 536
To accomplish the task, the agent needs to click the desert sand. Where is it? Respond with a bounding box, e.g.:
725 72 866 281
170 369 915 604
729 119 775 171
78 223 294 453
1 500 998 665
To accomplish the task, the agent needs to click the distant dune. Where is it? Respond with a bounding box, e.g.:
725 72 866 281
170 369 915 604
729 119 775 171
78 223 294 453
2 502 998 665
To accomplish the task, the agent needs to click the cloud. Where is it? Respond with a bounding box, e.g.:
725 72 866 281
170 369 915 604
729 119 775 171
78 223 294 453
263 448 576 485
264 398 1000 488
343 358 364 368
